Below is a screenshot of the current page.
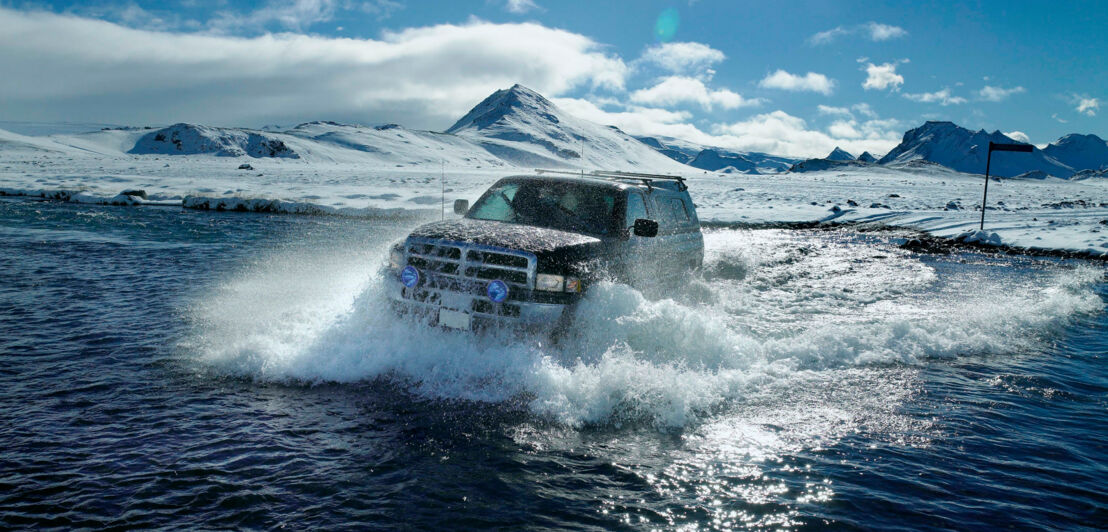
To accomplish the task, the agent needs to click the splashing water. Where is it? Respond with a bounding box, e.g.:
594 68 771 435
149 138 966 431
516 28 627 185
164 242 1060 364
187 228 1103 428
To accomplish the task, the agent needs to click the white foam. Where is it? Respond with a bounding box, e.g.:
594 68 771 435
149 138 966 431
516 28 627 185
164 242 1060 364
187 229 1104 428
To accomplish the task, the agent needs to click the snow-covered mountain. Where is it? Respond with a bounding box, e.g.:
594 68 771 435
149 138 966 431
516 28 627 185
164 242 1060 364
788 158 870 173
879 121 1073 178
4 85 692 171
281 121 507 166
856 151 877 163
826 147 855 161
688 149 757 173
130 124 300 158
635 135 796 173
635 136 696 164
1042 134 1108 172
446 84 687 171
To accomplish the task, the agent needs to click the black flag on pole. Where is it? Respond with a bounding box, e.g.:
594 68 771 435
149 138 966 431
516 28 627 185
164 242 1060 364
989 142 1033 153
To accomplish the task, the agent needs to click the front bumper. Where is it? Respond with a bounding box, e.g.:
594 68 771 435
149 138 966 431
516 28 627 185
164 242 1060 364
387 277 570 332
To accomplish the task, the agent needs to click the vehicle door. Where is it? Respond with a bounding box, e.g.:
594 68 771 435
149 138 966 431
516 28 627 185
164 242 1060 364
649 192 702 281
617 189 659 289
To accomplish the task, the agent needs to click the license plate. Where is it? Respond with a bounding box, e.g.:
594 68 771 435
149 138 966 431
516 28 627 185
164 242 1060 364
438 308 471 330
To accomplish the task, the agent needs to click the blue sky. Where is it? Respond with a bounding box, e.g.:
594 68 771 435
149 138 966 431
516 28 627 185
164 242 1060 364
0 0 1104 157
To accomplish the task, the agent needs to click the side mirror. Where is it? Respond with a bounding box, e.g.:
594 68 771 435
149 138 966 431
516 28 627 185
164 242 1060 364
453 199 469 215
632 218 658 237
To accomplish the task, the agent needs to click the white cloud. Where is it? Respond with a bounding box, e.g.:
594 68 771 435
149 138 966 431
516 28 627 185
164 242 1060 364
712 110 901 158
630 76 759 111
1076 97 1099 116
205 0 403 33
552 97 701 138
828 120 861 138
504 0 541 14
810 22 907 45
356 0 405 20
76 2 191 31
554 100 900 159
852 102 878 118
1004 131 1030 143
864 22 908 41
809 26 850 45
638 42 725 74
818 105 852 117
903 88 967 106
977 85 1025 102
758 69 834 95
1051 113 1068 124
208 0 339 32
862 61 905 91
0 8 628 128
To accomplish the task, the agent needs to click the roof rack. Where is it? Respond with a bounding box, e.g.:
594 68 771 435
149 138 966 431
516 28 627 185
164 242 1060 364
534 169 687 190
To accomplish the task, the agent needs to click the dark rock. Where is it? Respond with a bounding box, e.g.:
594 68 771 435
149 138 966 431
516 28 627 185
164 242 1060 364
899 238 951 254
121 189 147 199
847 199 858 207
238 163 254 170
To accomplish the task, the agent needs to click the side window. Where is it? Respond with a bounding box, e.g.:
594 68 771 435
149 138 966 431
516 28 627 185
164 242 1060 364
625 192 648 228
681 195 697 223
669 198 691 222
468 182 519 221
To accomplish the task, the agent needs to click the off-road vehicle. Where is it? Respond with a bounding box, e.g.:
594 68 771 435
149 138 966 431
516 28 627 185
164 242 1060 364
387 170 704 332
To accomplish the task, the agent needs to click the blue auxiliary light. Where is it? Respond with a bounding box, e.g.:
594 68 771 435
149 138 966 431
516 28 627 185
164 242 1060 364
486 279 509 303
400 266 420 288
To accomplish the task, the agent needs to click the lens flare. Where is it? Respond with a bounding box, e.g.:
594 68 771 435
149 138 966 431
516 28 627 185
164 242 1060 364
655 8 680 42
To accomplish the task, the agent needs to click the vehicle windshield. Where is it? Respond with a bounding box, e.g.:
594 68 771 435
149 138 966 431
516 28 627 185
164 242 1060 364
466 180 619 236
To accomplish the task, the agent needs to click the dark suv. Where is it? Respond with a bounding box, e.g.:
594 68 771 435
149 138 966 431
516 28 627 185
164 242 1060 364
387 170 703 332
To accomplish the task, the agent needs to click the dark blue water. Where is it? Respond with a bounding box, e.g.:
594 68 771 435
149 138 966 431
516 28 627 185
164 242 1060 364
1 198 1105 530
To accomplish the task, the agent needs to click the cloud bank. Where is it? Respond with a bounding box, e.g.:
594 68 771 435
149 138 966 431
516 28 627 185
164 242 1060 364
0 8 624 128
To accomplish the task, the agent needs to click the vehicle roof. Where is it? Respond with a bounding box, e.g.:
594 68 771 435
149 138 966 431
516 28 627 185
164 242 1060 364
501 174 685 193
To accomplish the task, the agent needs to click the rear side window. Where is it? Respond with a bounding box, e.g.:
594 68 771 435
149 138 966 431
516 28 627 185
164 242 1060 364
667 198 690 222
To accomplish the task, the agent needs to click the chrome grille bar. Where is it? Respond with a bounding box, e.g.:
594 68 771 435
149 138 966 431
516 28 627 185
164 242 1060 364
405 237 536 289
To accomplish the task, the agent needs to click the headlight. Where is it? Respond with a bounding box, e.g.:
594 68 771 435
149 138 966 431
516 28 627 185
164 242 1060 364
400 265 420 288
389 248 404 270
535 273 564 292
487 280 509 303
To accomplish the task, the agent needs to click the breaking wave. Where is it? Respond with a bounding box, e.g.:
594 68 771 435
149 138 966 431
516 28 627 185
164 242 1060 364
186 229 1104 428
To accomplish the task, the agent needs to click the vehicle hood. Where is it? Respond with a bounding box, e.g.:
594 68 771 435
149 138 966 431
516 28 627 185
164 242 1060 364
407 219 604 254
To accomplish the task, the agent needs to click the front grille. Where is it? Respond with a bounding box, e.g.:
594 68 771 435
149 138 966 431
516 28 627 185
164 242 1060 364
405 238 535 290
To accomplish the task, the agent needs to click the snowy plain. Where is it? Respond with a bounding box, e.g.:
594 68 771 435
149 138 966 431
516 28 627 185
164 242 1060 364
1 124 1106 258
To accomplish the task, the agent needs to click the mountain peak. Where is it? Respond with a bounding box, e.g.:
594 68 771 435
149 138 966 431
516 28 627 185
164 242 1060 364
856 151 877 163
1043 132 1108 171
826 147 854 161
445 84 557 134
1052 133 1106 146
441 84 688 170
